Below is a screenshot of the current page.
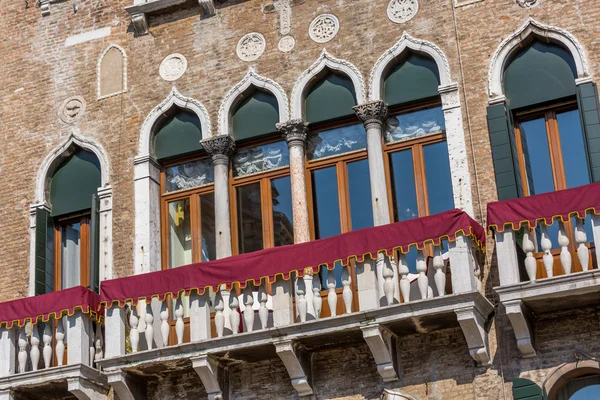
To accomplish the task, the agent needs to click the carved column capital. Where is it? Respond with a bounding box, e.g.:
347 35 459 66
201 135 236 166
353 101 388 128
277 119 309 148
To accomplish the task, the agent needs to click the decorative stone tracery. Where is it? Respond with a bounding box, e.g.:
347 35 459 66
387 0 419 24
236 33 266 62
308 14 339 43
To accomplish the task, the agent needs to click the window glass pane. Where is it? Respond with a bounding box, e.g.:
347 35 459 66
347 159 374 230
389 149 418 221
61 222 81 289
200 193 216 262
423 141 454 215
319 261 344 290
271 176 294 247
558 374 600 400
164 159 213 193
233 141 289 177
311 167 341 239
385 106 445 143
520 118 555 195
307 123 366 160
557 109 591 189
168 199 192 268
237 183 264 254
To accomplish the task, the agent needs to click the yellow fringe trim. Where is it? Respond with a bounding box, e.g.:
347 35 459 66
488 207 600 233
0 305 103 329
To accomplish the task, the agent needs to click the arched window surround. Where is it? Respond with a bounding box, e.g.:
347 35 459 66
97 44 127 100
218 67 289 137
30 133 112 295
543 357 600 399
135 88 212 274
488 18 590 102
290 49 366 120
369 33 474 217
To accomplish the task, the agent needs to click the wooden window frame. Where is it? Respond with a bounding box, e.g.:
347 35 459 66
54 213 91 290
229 135 292 255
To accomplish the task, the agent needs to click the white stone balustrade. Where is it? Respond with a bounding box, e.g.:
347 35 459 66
0 313 104 378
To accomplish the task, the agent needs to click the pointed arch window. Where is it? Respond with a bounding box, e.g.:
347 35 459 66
229 88 294 255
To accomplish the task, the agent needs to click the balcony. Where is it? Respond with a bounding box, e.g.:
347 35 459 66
95 209 491 398
0 287 107 400
490 182 600 358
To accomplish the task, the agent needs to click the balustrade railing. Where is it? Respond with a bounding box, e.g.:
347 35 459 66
489 183 600 286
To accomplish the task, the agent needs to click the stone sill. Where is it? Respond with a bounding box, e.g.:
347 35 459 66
124 0 187 16
0 364 107 392
98 291 492 371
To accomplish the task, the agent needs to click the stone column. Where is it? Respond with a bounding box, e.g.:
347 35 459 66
353 101 400 307
201 135 236 333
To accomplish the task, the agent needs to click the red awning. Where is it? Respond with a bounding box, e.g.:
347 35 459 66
100 209 484 308
0 286 101 328
487 182 600 233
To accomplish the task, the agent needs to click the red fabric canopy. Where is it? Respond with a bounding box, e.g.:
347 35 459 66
487 182 600 232
0 286 101 328
101 209 484 308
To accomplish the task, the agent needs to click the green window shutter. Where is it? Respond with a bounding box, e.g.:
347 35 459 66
232 90 280 142
512 378 545 400
305 73 357 124
50 150 102 217
577 82 600 182
487 103 523 200
89 194 100 293
504 41 577 110
154 111 203 161
384 53 440 106
35 207 54 295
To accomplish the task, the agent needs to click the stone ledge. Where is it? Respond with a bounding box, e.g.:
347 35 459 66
0 364 107 393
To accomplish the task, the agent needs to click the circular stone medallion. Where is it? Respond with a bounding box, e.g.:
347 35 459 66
236 33 266 62
59 96 86 124
159 53 188 82
516 0 539 8
278 36 295 52
308 14 339 44
387 0 419 24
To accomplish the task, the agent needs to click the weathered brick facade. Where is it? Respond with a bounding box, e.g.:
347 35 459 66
1 0 600 398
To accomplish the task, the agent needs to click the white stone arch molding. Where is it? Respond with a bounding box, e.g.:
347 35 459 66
368 32 474 217
368 32 452 101
218 67 289 136
134 88 211 275
97 43 128 100
290 49 366 119
488 18 590 101
29 133 113 295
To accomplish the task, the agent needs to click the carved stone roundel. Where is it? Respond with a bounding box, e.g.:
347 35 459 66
278 36 295 52
237 33 266 62
387 0 419 24
309 14 339 44
159 53 188 82
516 0 538 8
59 96 86 124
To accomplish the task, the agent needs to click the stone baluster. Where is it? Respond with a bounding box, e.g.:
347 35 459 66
258 283 269 330
341 266 353 314
312 278 322 319
214 289 225 338
129 306 140 353
416 250 428 299
175 297 184 344
326 269 337 317
42 322 52 369
296 277 308 323
17 326 28 373
145 302 154 350
243 285 255 332
558 221 572 275
398 253 410 303
522 228 537 282
160 300 170 347
575 218 589 271
433 245 445 297
229 291 240 335
30 323 40 371
540 224 554 278
56 319 65 366
382 258 395 306
593 215 600 269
